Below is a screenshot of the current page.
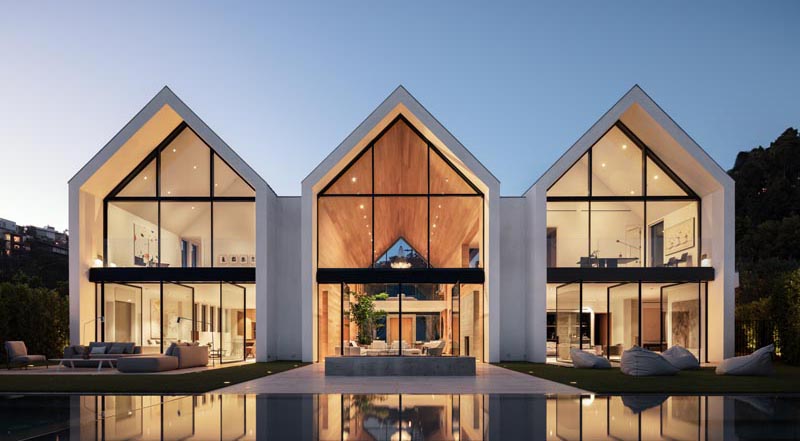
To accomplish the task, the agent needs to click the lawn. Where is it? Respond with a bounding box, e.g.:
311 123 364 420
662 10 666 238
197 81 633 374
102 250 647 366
0 361 307 394
496 362 800 394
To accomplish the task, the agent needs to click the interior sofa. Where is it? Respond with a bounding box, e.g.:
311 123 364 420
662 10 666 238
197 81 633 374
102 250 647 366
62 342 141 367
116 343 209 373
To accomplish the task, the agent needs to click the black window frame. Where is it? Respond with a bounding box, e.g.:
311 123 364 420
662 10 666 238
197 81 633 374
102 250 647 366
546 120 702 268
102 122 256 268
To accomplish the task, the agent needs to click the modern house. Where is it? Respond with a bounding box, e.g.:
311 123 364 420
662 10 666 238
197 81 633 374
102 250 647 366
68 85 734 365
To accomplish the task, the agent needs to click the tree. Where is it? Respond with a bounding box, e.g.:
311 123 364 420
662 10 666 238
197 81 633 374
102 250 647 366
0 282 69 359
348 291 387 345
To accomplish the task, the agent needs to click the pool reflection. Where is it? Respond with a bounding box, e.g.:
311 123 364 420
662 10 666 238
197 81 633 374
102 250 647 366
2 393 800 440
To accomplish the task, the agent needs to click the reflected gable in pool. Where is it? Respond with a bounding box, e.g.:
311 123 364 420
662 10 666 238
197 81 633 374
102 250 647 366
1 393 799 440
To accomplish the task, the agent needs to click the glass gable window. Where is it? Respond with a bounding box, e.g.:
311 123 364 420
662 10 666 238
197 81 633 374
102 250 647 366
546 121 701 268
103 123 256 268
318 116 484 269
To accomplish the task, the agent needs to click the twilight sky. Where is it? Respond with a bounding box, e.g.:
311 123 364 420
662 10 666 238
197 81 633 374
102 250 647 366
1 2 798 231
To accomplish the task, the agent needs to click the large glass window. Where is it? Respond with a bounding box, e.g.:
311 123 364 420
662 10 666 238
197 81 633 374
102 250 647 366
547 281 705 364
317 282 484 360
107 202 158 267
97 282 255 361
318 116 483 269
546 121 700 268
103 123 255 268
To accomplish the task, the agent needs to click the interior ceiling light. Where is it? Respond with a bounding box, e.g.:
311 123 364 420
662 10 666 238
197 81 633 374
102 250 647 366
172 148 177 153
629 190 635 195
601 163 606 168
143 176 148 180
193 165 197 170
351 176 357 183
653 175 659 180
359 204 364 210
622 144 628 150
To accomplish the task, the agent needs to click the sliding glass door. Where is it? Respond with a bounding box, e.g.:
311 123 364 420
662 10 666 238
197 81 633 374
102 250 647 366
316 282 484 360
221 282 246 363
608 283 639 361
556 282 582 362
662 283 701 359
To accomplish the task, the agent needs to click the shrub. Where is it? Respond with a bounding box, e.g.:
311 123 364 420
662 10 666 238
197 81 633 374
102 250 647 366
0 282 69 360
774 270 800 364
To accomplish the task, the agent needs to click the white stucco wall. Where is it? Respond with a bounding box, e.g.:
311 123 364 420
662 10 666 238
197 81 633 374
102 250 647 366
266 196 303 360
498 197 528 360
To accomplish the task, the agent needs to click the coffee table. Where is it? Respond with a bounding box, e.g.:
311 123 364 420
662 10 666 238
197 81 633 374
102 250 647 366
52 358 116 371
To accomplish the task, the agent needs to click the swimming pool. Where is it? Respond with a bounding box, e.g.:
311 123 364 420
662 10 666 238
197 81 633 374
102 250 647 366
2 393 799 440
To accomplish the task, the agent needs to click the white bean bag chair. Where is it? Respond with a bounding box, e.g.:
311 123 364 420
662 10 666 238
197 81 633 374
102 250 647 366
620 346 679 376
715 344 775 376
662 345 700 370
570 348 611 369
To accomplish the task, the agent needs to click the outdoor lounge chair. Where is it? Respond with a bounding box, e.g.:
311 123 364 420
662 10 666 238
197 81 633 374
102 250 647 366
5 341 47 370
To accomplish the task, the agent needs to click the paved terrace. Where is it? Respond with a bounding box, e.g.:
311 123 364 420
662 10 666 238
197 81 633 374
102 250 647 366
215 362 587 394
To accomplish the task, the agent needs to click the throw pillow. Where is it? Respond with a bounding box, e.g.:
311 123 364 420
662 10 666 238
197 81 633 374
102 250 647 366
90 346 107 355
108 344 126 354
165 342 178 356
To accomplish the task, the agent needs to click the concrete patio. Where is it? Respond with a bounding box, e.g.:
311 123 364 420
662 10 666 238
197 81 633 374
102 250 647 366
215 362 587 394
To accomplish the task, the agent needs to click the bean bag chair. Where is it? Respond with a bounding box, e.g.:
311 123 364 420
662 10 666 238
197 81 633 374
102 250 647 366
662 345 700 370
620 346 679 376
715 344 775 376
570 348 611 369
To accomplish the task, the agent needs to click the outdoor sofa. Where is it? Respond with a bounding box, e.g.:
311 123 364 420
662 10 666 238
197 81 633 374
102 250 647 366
116 342 209 373
62 342 142 367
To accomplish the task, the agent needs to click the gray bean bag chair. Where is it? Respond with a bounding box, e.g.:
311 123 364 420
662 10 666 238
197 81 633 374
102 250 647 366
662 345 700 370
715 344 775 376
570 348 611 369
620 346 679 376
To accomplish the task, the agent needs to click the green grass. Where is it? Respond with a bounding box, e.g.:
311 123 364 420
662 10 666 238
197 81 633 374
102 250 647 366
0 361 307 394
495 362 800 394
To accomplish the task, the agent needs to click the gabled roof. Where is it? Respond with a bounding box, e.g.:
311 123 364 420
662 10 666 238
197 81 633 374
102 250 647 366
69 86 272 196
303 85 499 195
526 85 734 197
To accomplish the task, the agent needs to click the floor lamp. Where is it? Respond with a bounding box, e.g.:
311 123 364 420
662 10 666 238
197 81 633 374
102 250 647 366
83 316 104 343
176 316 215 367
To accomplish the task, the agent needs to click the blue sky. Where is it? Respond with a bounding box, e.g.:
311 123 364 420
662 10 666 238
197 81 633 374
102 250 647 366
1 2 798 231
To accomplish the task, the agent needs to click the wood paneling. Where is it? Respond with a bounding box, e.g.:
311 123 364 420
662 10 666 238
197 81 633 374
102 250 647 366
430 197 482 268
318 197 373 268
323 149 372 195
374 197 428 262
430 152 476 194
374 120 428 194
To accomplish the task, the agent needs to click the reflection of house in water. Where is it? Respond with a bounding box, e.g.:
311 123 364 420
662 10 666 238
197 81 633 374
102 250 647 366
55 393 800 440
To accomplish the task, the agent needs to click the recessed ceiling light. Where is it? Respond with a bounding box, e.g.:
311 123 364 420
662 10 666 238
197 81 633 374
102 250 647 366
363 215 367 219
432 224 437 228
438 205 442 209
601 163 606 168
143 176 148 180
172 148 177 153
629 190 635 195
191 206 195 210
359 204 364 210
167 191 171 195
351 177 357 183
445 178 449 182
622 144 627 150
193 165 197 170
653 175 659 180
215 183 218 187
